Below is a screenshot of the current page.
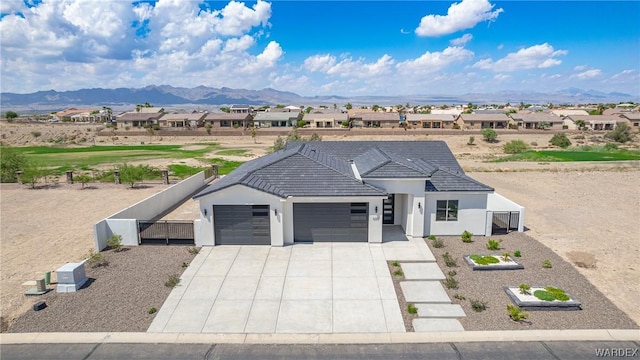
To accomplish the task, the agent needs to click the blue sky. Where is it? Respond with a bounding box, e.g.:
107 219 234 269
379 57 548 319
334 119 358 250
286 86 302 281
1 0 638 97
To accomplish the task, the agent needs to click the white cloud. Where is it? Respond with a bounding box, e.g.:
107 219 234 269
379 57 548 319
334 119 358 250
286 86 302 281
574 65 588 71
494 74 510 81
397 46 474 76
610 69 638 81
472 43 567 71
497 44 504 50
1 0 27 14
572 69 602 79
450 33 473 46
415 0 503 37
303 53 395 79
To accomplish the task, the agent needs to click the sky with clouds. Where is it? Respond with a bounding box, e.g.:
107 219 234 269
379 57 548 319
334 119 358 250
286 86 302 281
1 0 638 97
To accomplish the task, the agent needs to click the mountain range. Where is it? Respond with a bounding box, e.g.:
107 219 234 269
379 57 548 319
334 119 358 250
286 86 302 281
1 85 636 111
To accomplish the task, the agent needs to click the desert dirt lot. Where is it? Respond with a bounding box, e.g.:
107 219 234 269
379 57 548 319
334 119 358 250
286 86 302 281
1 122 639 329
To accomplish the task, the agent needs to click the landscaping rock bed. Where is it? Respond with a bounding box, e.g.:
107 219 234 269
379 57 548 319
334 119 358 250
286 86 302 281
7 246 196 333
425 232 639 330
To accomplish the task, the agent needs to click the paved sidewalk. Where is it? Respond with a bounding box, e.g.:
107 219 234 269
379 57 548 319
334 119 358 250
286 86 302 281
149 234 438 334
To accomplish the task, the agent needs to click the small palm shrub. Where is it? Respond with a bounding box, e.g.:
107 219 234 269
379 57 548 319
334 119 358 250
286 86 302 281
486 239 502 250
461 230 473 243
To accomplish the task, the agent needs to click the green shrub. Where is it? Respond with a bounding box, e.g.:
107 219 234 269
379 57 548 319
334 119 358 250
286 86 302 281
467 136 475 145
442 252 457 267
603 142 618 150
431 238 444 248
542 259 552 268
549 133 572 148
533 290 556 301
503 140 530 154
544 286 570 301
486 239 502 250
482 128 498 142
443 276 458 289
341 121 349 128
106 234 122 252
181 262 189 268
514 250 521 257
148 307 157 314
31 131 41 138
393 269 404 276
605 123 633 143
0 145 28 183
164 274 181 288
392 261 400 267
271 136 285 152
447 270 457 277
309 133 322 141
454 294 466 301
469 255 499 265
530 141 538 147
507 304 529 322
407 303 418 314
75 174 92 189
502 252 511 261
187 247 200 255
518 283 531 295
461 230 473 243
297 120 307 128
470 299 487 312
427 235 436 240
86 249 108 268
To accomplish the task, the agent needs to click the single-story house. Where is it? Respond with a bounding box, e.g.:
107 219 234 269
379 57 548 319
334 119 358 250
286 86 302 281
116 112 164 128
204 113 253 128
509 113 564 129
54 108 105 123
350 112 400 128
302 112 348 128
567 115 626 131
253 112 301 127
431 109 463 116
193 141 524 246
456 114 511 129
551 109 589 117
404 114 457 129
619 113 640 128
159 113 206 128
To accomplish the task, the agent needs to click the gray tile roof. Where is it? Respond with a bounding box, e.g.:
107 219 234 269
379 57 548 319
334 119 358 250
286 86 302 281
194 141 492 199
426 168 494 192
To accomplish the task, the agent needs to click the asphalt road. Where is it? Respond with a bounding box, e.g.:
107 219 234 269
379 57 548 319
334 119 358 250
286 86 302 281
2 341 638 360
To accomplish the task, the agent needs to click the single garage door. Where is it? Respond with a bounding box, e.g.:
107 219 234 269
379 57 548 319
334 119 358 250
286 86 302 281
294 202 368 242
213 205 271 245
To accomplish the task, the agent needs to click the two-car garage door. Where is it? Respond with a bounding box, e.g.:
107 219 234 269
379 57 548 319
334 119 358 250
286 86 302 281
213 202 369 244
294 203 369 242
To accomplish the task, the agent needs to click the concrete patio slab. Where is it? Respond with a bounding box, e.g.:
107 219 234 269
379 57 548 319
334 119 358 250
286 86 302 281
400 263 445 280
266 246 292 260
333 277 381 300
373 260 392 277
208 246 241 259
202 300 252 333
254 276 285 300
289 245 331 261
282 276 332 300
244 300 280 333
163 299 213 333
333 300 387 333
216 276 260 300
276 300 332 333
382 300 406 333
413 319 464 332
196 257 234 276
181 276 224 301
286 260 331 277
235 246 270 261
228 260 266 276
332 246 373 262
332 260 376 277
400 281 451 303
415 304 466 318
377 277 398 300
382 247 429 261
261 259 289 277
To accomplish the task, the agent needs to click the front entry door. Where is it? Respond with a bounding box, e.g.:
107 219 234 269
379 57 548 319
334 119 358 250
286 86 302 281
383 195 394 224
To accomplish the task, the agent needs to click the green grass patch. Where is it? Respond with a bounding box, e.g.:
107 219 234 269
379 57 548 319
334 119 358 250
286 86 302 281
209 158 244 175
490 149 640 162
215 149 251 156
168 164 208 178
469 255 500 265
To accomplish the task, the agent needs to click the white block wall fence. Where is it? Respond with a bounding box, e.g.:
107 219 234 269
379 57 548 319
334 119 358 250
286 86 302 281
93 170 216 251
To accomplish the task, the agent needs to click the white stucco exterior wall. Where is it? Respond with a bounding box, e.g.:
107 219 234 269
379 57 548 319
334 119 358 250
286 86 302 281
424 192 489 236
365 178 426 238
487 192 526 232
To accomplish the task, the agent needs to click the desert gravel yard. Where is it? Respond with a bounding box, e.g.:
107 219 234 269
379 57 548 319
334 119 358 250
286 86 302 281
7 246 196 333
425 232 639 331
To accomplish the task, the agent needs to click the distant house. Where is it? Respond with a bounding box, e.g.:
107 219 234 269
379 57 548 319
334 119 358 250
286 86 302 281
138 107 165 114
54 108 106 123
509 113 564 129
349 112 400 128
159 113 206 128
619 113 640 128
431 109 463 116
551 109 589 117
303 112 348 128
456 114 511 129
269 106 302 113
567 115 626 131
117 112 164 128
204 112 253 128
230 105 252 114
404 114 456 129
253 112 301 127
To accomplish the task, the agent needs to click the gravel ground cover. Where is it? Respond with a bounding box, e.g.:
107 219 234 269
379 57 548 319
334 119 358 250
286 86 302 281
387 261 418 332
426 232 639 331
8 246 196 333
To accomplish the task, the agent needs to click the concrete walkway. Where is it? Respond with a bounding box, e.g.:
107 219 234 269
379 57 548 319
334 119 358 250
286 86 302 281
149 230 438 334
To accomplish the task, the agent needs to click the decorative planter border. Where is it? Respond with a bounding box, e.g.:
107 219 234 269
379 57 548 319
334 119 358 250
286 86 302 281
464 255 524 271
504 286 582 311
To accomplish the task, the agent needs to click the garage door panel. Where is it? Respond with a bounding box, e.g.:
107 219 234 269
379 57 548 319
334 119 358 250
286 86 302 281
214 205 271 245
294 203 368 242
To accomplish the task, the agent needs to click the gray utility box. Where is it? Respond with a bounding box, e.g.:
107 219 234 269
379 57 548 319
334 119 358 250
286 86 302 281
56 262 88 293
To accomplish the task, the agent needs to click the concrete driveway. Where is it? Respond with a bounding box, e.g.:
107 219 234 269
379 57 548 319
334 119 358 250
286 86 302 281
148 229 435 334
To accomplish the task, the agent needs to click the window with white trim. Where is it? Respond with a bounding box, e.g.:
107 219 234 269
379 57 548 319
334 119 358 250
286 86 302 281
436 200 458 221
